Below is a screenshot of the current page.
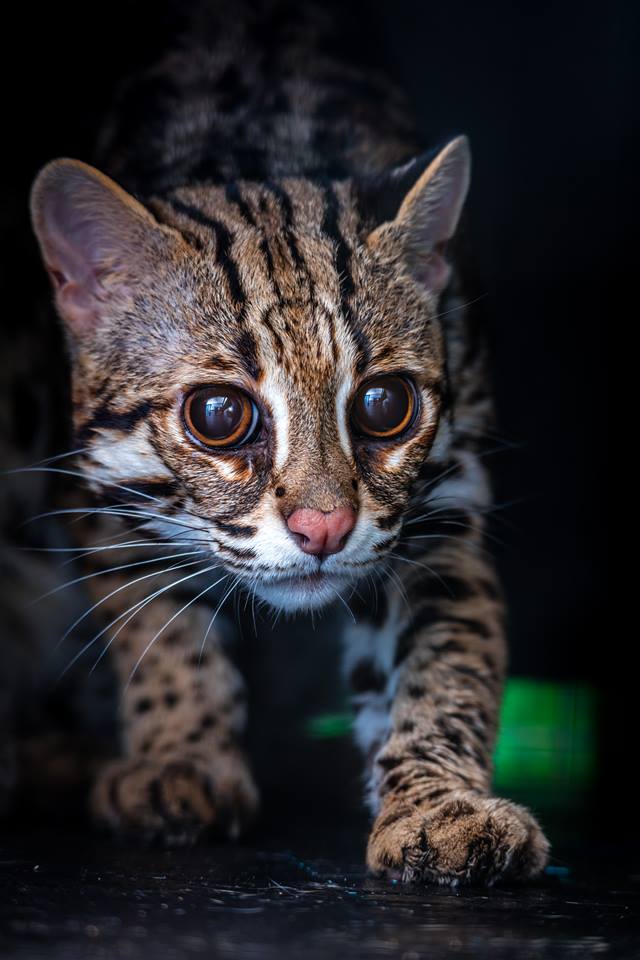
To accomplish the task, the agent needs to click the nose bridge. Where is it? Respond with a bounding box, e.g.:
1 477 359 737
278 396 356 514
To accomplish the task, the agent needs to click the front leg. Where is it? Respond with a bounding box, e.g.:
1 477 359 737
346 524 549 886
85 567 258 843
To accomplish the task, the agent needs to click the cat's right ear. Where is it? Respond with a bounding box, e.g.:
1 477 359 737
30 159 180 335
361 137 471 295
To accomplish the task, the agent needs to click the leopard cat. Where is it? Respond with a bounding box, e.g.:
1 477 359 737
8 0 549 885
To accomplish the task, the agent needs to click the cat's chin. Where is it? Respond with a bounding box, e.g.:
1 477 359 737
252 571 353 614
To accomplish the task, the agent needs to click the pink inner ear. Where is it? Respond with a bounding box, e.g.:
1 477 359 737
31 159 163 336
412 250 451 294
54 277 101 333
395 137 471 294
48 267 67 289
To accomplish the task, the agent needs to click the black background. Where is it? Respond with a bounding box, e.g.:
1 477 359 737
0 1 624 833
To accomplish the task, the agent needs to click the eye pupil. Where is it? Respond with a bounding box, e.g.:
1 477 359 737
201 394 239 435
364 387 388 409
351 376 416 439
185 386 258 448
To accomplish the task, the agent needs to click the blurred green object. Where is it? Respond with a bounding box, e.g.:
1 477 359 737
305 679 597 809
493 678 597 807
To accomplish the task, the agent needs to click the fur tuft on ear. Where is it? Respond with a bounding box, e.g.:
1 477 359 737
368 136 471 294
30 160 173 334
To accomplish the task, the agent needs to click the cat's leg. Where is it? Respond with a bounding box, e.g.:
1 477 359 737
345 519 549 886
83 554 257 843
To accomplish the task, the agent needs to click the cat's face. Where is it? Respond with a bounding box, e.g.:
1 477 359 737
30 139 469 611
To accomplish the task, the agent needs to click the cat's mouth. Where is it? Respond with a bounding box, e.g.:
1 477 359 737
251 568 353 613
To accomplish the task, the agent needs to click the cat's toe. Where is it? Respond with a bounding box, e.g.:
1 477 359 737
90 755 258 844
367 791 549 886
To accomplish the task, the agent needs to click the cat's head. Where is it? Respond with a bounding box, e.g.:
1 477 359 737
30 137 470 612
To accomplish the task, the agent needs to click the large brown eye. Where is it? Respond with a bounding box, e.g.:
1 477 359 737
351 376 417 439
183 386 259 448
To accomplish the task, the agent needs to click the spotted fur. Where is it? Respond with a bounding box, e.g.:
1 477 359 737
12 0 549 882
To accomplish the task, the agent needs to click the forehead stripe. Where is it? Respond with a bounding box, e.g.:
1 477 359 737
224 181 257 228
320 185 369 372
321 185 354 308
262 181 306 273
166 197 246 309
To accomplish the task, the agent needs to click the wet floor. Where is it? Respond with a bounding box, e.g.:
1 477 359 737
1 818 638 960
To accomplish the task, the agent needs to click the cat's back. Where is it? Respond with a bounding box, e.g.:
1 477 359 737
98 0 420 195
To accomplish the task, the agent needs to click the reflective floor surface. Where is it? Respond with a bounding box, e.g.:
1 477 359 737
1 818 638 960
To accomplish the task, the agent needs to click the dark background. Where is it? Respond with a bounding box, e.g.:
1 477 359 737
0 1 624 834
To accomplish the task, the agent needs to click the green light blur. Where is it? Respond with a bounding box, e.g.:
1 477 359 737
493 679 597 806
305 679 597 808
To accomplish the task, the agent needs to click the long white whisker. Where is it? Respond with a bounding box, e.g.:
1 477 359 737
431 292 488 323
125 569 228 690
388 552 453 597
332 587 357 625
29 550 207 607
60 561 216 679
33 446 92 466
61 521 154 562
382 564 411 615
21 505 204 534
20 538 210 556
3 466 164 503
57 557 206 650
198 575 243 662
60 526 209 565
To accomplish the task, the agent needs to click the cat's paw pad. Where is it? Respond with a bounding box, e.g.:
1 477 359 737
91 756 258 844
367 792 549 886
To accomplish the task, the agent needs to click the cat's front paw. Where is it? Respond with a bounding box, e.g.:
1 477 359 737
90 754 259 845
367 791 549 886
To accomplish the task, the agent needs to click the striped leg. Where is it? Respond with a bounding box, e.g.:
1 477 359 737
345 512 549 886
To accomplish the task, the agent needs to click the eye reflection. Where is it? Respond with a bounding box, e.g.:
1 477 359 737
183 385 259 448
351 376 417 439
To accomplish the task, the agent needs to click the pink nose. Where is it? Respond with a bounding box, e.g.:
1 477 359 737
286 507 356 557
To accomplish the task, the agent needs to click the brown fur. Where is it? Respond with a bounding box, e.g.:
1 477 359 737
15 0 549 883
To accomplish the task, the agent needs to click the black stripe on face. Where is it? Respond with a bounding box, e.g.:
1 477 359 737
236 328 261 380
377 509 404 532
95 478 179 507
321 184 374 374
352 329 371 375
259 304 285 359
263 181 305 272
213 519 257 537
224 182 257 228
77 400 153 445
167 198 245 307
120 479 179 499
217 543 257 562
321 185 355 315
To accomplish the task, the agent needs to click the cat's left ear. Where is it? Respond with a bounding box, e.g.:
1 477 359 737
366 136 471 294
